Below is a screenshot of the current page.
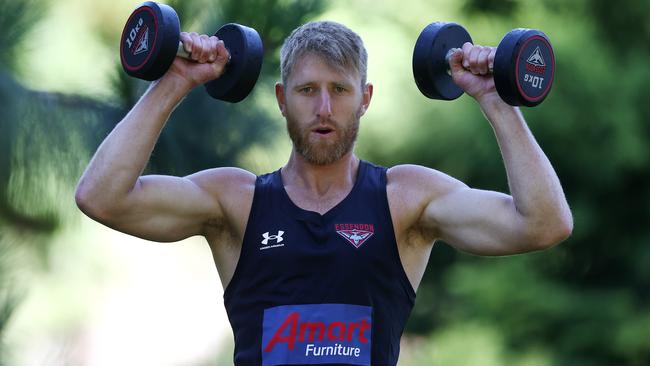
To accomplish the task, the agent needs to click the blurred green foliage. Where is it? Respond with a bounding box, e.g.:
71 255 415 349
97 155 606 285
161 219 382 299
463 0 519 17
0 0 47 72
1 0 649 364
0 68 125 363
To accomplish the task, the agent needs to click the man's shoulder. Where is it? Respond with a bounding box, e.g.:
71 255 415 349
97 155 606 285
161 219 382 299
384 164 468 239
386 164 466 196
186 167 257 198
189 168 257 234
387 164 443 182
188 166 257 184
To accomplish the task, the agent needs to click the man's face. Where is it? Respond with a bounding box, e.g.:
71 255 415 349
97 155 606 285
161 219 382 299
276 53 372 165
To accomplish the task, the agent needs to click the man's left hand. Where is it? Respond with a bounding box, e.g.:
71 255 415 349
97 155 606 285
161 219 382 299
448 43 500 103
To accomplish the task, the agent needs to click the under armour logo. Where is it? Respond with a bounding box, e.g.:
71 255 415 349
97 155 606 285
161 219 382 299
261 231 284 245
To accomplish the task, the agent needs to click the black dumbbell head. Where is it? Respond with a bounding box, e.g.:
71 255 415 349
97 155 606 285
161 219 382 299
120 3 263 102
204 23 264 103
494 28 555 107
413 22 473 100
120 1 180 81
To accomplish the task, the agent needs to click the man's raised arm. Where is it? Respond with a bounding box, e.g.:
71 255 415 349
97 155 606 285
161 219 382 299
75 33 254 242
393 43 572 256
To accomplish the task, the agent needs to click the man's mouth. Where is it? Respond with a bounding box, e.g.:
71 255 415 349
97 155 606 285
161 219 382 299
313 127 334 135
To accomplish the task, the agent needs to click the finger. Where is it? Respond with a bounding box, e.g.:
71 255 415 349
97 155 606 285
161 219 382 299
448 48 466 76
188 32 201 61
468 45 483 75
207 36 219 63
488 47 496 72
179 32 193 56
198 34 212 63
194 34 207 63
461 42 473 69
477 46 492 75
216 39 230 65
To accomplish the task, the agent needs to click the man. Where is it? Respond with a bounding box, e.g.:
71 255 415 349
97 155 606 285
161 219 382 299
76 21 572 365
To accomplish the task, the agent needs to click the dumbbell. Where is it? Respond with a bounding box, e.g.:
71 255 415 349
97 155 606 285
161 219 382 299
119 1 263 103
412 22 555 107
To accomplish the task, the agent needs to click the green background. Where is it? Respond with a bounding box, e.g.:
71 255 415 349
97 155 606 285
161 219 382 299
1 0 648 364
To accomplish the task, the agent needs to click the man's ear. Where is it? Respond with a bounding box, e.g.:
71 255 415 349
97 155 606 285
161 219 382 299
275 82 287 117
358 82 374 117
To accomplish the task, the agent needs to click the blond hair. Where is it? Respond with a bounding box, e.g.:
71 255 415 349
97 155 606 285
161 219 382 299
280 21 368 86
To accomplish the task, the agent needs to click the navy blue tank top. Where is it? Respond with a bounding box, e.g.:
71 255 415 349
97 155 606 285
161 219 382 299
223 161 416 365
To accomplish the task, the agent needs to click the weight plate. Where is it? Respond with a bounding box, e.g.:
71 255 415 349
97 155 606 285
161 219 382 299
494 29 555 106
204 23 264 103
120 1 180 81
413 22 472 100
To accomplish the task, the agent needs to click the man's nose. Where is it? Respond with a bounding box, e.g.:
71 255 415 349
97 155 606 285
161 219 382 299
316 90 332 118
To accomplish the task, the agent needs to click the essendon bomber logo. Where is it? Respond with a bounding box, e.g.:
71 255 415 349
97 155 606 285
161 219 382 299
335 223 374 248
262 304 372 366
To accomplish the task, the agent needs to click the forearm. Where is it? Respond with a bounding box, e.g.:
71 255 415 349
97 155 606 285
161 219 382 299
76 76 191 211
479 96 572 238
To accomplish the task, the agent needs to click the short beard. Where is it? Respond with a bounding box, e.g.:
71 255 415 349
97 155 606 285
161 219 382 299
286 110 361 166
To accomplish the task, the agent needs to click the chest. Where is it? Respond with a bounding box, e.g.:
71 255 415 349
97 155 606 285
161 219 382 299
249 206 384 267
284 187 352 216
235 197 409 308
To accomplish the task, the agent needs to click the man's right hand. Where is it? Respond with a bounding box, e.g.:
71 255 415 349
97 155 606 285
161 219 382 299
163 32 231 91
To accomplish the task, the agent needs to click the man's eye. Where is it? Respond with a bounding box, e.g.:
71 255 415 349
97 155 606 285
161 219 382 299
335 86 346 93
300 87 313 93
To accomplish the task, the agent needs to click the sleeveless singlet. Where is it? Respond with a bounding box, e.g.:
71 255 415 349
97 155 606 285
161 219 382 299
223 160 416 366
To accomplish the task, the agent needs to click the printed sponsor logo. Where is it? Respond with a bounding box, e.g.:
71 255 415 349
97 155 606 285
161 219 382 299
335 223 375 248
260 231 285 250
525 46 546 74
262 304 372 366
125 17 149 56
132 25 149 55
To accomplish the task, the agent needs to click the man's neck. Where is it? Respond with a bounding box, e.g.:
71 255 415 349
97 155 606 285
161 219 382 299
282 150 360 198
